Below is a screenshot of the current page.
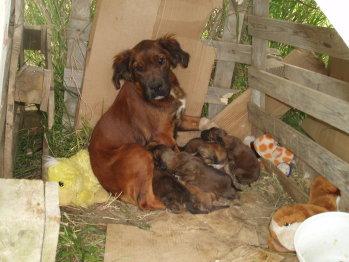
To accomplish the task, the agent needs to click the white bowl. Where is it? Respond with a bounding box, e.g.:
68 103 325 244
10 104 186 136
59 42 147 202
294 212 349 262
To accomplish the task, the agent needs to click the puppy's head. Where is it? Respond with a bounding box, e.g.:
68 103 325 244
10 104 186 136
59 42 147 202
112 35 189 100
200 127 227 144
151 144 179 170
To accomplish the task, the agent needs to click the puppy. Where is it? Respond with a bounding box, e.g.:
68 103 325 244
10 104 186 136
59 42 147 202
153 168 210 214
153 145 237 213
181 138 227 168
201 127 260 185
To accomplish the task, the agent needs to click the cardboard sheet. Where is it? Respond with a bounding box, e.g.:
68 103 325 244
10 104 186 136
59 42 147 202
76 0 220 127
75 0 162 127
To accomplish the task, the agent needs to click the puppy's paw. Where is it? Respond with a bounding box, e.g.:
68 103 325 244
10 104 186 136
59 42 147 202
199 117 218 131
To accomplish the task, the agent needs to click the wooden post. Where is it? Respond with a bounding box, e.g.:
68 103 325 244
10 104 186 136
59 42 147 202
250 0 268 109
207 0 248 118
3 0 23 178
64 0 91 126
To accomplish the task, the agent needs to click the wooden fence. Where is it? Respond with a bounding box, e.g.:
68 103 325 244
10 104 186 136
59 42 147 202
204 0 349 209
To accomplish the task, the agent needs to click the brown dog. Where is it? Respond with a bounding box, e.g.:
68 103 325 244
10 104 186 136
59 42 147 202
89 36 203 210
153 145 237 212
201 127 260 185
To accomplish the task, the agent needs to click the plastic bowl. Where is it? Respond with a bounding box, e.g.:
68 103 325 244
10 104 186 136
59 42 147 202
294 212 349 262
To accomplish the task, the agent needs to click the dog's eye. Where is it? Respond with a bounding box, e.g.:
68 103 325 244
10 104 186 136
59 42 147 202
284 222 290 226
158 57 165 65
59 181 64 187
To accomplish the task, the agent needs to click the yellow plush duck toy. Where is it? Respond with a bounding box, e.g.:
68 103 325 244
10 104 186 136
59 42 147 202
45 149 110 208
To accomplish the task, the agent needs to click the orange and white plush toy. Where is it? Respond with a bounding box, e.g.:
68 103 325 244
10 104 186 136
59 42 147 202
268 175 341 253
244 134 294 176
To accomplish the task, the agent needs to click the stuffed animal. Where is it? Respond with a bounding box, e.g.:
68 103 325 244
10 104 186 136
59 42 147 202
46 149 110 207
268 175 341 252
244 134 294 176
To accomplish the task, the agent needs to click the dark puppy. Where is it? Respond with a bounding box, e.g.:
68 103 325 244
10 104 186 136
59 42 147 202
201 127 260 185
153 145 237 213
181 138 227 168
153 168 217 214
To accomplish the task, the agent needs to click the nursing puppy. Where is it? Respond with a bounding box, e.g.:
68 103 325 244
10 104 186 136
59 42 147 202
153 145 237 212
181 138 227 168
201 127 260 185
153 168 210 214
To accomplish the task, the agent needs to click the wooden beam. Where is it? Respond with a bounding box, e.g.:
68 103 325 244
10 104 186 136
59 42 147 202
208 0 249 118
249 67 349 134
250 0 269 109
204 86 239 105
283 63 349 101
248 102 349 207
247 15 349 60
3 0 24 178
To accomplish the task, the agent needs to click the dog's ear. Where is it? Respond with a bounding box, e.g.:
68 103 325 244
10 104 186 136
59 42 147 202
158 35 190 68
112 50 133 89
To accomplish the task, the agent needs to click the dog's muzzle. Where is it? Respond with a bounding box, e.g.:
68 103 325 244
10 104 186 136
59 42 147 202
143 79 170 100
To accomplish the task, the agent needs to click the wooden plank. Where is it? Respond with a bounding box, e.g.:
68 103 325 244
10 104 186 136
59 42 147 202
265 48 329 118
302 116 349 164
14 65 45 104
152 0 218 118
250 0 269 109
328 57 349 83
204 86 239 105
261 159 308 203
248 102 349 208
283 63 349 101
204 40 279 65
247 15 349 60
248 67 349 134
208 0 248 118
3 0 23 178
212 88 251 139
0 179 46 260
40 69 52 112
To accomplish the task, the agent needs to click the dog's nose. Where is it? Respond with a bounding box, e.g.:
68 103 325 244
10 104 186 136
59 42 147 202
152 81 162 91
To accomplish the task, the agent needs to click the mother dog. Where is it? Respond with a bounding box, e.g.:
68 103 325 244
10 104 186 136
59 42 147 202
89 35 206 210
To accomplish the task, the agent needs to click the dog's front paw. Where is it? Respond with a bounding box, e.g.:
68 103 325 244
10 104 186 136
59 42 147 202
199 117 218 131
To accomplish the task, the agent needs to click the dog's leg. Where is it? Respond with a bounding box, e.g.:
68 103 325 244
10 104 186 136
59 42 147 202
177 115 218 131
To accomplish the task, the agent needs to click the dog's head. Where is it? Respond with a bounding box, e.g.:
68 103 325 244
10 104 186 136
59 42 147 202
112 35 189 100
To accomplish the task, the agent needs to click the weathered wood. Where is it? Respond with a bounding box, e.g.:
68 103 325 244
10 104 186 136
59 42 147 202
204 86 239 105
248 102 349 208
213 89 251 139
250 0 269 109
249 67 349 134
283 63 349 101
40 69 52 112
3 0 23 178
14 65 45 104
248 15 349 60
208 0 248 118
23 25 43 51
261 159 308 203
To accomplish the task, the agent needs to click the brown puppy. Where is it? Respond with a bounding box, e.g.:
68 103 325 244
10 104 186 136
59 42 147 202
201 127 260 185
89 36 204 210
153 145 236 213
153 168 214 214
181 138 227 168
